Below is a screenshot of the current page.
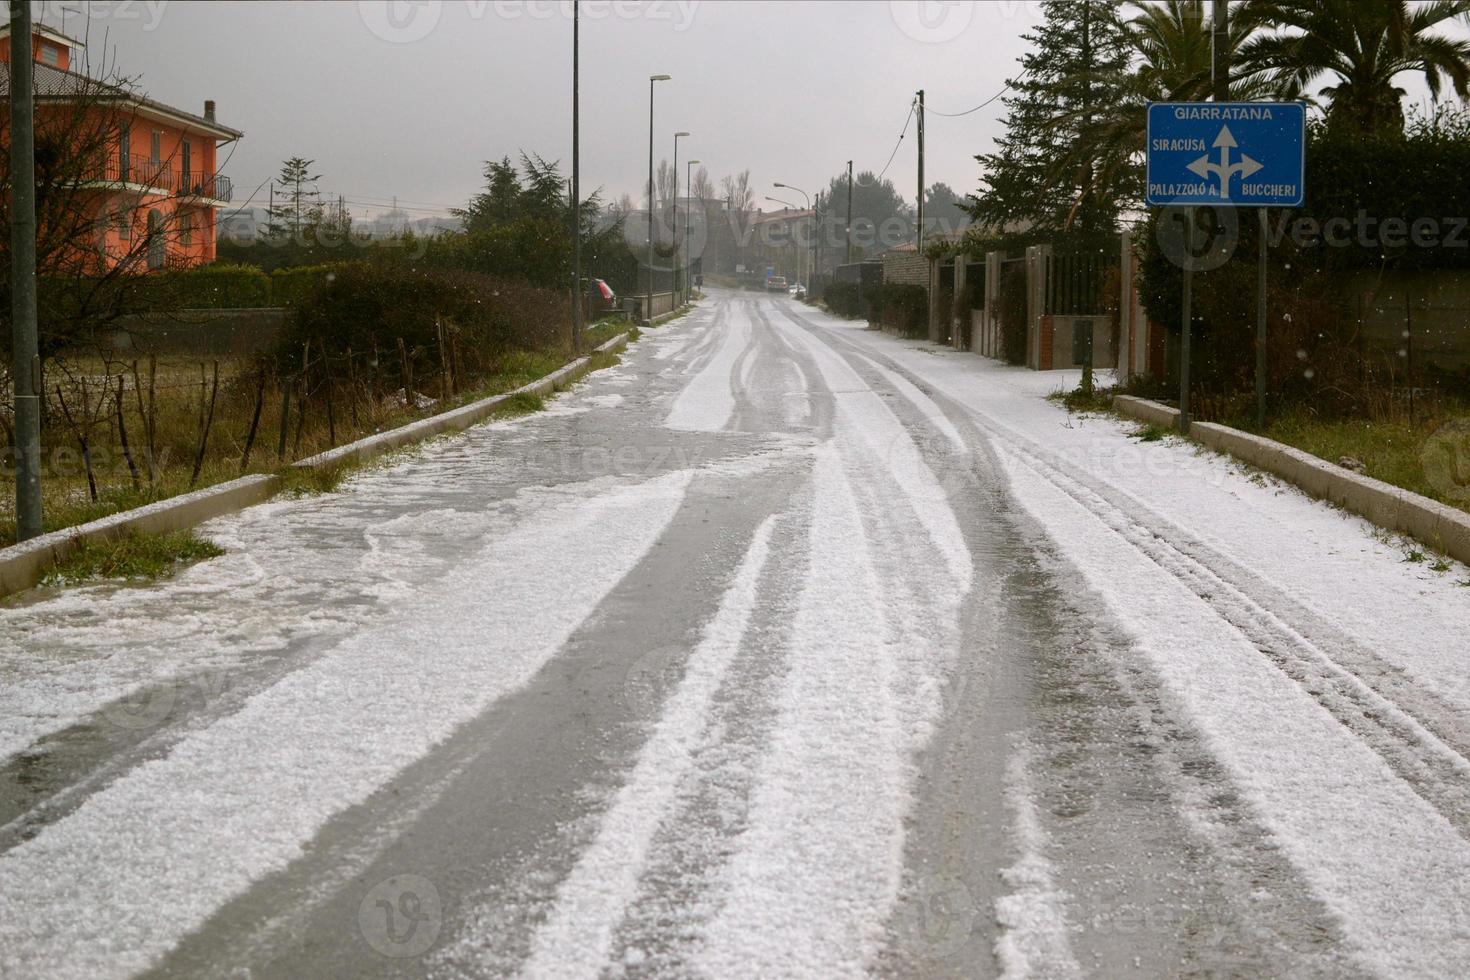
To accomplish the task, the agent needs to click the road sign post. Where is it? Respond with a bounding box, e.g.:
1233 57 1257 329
1146 102 1305 434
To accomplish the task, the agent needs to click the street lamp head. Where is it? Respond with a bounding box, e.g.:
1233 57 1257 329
675 131 690 138
688 159 701 166
773 182 787 189
651 73 671 81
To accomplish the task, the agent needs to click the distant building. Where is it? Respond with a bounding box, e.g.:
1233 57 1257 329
0 22 242 270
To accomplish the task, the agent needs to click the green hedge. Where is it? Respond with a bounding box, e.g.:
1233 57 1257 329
824 282 863 318
270 263 353 309
280 263 567 380
154 263 271 309
869 282 929 338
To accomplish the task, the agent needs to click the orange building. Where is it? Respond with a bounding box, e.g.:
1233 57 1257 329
0 22 242 271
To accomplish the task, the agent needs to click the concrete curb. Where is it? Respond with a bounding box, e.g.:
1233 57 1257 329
292 331 630 470
0 331 631 599
1113 395 1470 566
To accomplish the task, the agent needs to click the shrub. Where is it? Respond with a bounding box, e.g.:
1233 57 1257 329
157 263 272 309
869 283 929 338
995 263 1028 366
420 217 570 290
270 263 352 309
277 263 567 384
824 282 863 318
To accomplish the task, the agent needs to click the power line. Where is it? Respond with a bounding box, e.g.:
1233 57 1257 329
925 67 1030 118
874 98 917 182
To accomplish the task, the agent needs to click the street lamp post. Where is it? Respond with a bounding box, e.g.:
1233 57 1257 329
774 182 811 294
672 131 688 310
685 158 700 305
647 74 671 324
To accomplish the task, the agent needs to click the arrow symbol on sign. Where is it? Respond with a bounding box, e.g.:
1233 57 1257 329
1185 124 1263 200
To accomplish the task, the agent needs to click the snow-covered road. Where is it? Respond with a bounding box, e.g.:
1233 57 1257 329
2 289 1468 978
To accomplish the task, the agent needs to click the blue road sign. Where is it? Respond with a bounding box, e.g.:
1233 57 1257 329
1146 102 1305 208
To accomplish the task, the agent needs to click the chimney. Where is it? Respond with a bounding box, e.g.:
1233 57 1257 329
203 100 216 123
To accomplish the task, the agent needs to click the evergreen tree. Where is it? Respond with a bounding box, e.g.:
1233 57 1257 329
456 157 522 233
967 0 1134 235
266 157 324 243
822 170 911 256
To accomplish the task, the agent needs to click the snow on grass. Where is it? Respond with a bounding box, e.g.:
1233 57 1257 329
994 745 1081 980
692 446 907 977
514 516 778 977
0 469 694 980
663 301 752 432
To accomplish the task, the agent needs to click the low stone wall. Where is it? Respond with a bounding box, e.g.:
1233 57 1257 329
1114 395 1470 566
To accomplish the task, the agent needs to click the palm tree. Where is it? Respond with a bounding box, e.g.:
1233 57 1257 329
1052 1 1271 222
1239 0 1470 135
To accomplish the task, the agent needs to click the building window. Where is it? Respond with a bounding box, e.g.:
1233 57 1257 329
116 211 131 242
118 125 131 180
40 43 59 66
181 139 192 180
150 131 161 165
147 210 165 269
180 210 193 246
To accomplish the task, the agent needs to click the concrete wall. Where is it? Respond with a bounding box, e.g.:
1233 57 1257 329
1345 269 1470 374
1043 314 1115 369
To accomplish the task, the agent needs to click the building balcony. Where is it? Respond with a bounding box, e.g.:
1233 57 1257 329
81 162 231 203
178 172 232 203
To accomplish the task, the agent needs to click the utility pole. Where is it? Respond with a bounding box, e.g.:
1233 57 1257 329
845 160 854 265
9 0 43 541
571 0 582 354
916 89 925 251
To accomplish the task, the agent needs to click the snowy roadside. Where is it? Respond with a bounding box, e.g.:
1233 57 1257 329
800 310 1470 974
811 316 1470 713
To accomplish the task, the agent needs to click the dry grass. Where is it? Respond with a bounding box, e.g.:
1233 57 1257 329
1 319 629 546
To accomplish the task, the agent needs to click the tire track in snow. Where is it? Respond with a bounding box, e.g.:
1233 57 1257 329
664 301 752 432
691 445 908 978
0 470 695 980
805 314 1470 825
772 310 972 593
802 315 1470 974
994 744 1082 980
515 516 779 978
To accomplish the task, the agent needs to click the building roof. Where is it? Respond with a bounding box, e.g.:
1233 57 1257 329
0 60 243 140
0 21 85 50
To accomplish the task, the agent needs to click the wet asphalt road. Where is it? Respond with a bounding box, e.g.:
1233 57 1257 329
1 290 1360 978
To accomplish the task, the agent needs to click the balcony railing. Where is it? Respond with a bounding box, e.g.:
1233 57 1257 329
179 172 232 203
85 162 232 202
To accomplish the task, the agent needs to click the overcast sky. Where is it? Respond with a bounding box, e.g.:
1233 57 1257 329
34 0 1470 223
